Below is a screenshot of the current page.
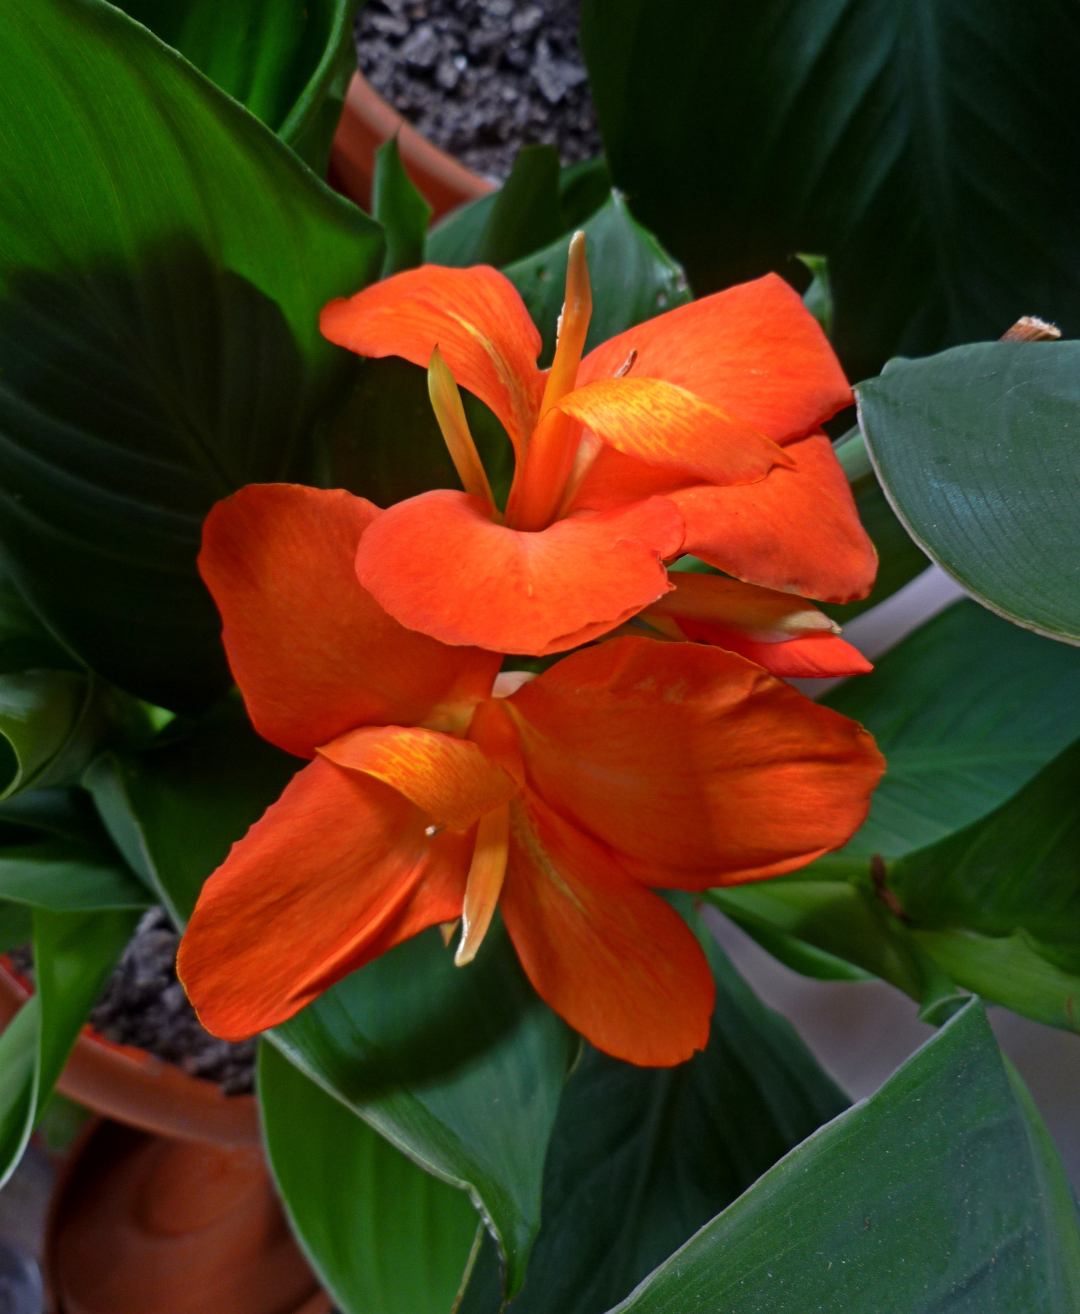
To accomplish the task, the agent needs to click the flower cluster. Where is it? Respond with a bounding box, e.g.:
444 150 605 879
178 241 885 1067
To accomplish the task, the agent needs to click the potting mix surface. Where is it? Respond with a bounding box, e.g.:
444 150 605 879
355 0 602 179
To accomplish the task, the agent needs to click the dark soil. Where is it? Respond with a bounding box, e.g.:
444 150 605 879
88 910 256 1095
355 0 603 180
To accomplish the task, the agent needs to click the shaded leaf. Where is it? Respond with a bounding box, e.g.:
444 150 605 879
614 1001 1080 1313
85 695 299 927
426 146 565 269
581 0 1080 381
270 917 574 1299
260 1041 480 1314
374 137 433 276
0 0 381 709
858 342 1080 644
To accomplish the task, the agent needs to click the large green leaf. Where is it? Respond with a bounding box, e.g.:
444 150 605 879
0 786 151 911
822 600 1080 859
580 0 1080 381
459 904 848 1314
0 0 381 710
0 907 139 1188
503 192 691 366
85 695 299 927
613 1001 1080 1313
270 918 574 1299
115 0 360 173
259 1042 480 1314
858 342 1080 644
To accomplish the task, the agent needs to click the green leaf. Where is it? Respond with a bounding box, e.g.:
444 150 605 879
114 0 361 173
580 0 1080 382
0 907 139 1188
270 917 574 1299
704 880 968 1025
460 903 848 1314
259 1042 480 1314
891 736 1080 948
374 137 433 277
426 146 565 269
796 253 832 337
822 600 1080 859
557 157 614 229
84 695 299 927
858 342 1080 644
0 901 31 952
612 1001 1080 1313
0 569 78 676
503 192 692 366
0 672 100 799
0 0 381 710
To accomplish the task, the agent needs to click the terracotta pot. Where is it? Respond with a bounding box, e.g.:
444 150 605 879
0 959 258 1148
329 70 495 218
45 1118 330 1314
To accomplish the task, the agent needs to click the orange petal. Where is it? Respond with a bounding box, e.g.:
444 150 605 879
198 484 501 758
318 724 518 831
668 433 878 603
672 622 873 678
501 790 714 1066
508 637 884 887
320 266 544 456
577 273 852 444
177 758 471 1039
649 572 840 641
555 377 791 485
354 489 684 656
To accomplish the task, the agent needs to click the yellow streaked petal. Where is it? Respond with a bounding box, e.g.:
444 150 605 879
648 572 840 642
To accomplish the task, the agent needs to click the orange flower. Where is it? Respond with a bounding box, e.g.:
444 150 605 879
319 238 876 663
177 484 884 1066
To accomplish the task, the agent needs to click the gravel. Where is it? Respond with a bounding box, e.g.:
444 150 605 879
88 909 256 1096
355 0 603 180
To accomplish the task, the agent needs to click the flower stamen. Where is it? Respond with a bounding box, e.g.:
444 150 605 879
455 803 510 966
428 346 499 514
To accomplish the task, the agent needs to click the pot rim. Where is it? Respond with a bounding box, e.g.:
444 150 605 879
0 957 259 1148
329 69 496 219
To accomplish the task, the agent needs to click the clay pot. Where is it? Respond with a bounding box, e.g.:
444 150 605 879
0 959 259 1148
45 1119 330 1314
0 961 328 1313
329 70 495 218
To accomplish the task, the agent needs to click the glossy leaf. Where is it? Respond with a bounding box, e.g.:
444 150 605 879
822 600 1080 859
270 917 574 1299
374 137 433 277
114 0 360 173
581 0 1080 381
613 1001 1080 1313
503 192 692 366
460 902 848 1314
426 146 565 269
858 342 1080 644
85 695 299 928
259 1042 480 1314
0 907 139 1188
0 0 381 710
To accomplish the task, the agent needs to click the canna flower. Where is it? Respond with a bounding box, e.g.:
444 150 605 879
177 484 884 1066
319 237 876 666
